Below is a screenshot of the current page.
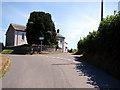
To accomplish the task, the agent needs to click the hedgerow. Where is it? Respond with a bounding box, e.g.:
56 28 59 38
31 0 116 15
77 11 120 78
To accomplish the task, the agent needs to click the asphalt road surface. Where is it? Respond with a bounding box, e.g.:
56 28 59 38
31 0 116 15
1 53 120 88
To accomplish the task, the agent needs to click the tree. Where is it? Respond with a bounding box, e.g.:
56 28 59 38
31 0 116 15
26 11 57 46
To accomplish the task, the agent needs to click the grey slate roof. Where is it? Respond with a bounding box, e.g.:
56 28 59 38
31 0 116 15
11 23 26 31
56 33 65 39
7 23 65 38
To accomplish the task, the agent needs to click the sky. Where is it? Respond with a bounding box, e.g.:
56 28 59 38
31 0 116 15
0 0 119 49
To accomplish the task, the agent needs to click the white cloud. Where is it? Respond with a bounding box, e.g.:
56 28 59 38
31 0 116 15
0 27 7 31
11 7 29 19
4 3 29 20
0 27 7 44
84 14 99 30
61 13 100 49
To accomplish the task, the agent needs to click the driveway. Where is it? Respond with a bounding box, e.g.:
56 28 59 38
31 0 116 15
1 53 120 88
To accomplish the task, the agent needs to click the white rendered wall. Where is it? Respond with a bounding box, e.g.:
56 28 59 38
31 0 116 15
14 31 27 46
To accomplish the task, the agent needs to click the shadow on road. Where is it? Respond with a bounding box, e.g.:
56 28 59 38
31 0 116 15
73 56 120 88
52 63 76 66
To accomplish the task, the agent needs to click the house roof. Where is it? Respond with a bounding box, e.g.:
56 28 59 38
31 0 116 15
11 23 26 31
56 33 65 39
6 23 65 39
6 23 26 35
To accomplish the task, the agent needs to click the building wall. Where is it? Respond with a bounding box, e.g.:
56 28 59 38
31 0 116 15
58 37 63 49
6 26 15 46
14 31 27 46
62 39 65 52
58 37 68 52
64 42 68 52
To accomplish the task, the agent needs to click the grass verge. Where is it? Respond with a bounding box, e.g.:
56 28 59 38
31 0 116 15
1 49 14 54
26 51 63 55
0 55 11 78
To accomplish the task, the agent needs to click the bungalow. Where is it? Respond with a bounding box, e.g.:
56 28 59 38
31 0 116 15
6 23 68 52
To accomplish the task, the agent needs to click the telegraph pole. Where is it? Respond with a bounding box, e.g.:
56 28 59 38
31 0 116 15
41 40 42 52
101 0 103 21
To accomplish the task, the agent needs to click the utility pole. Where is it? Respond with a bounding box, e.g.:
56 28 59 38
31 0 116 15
41 40 42 52
101 0 103 21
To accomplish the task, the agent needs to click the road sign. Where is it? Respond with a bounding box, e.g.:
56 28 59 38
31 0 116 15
39 37 44 40
39 37 44 52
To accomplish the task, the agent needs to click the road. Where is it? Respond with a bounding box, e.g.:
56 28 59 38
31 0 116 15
1 53 120 88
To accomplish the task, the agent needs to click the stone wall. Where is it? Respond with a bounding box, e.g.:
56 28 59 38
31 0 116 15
5 44 62 54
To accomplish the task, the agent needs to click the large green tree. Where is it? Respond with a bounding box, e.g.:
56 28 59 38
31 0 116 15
26 11 57 45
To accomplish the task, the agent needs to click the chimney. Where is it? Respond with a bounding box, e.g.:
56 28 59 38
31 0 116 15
57 29 59 33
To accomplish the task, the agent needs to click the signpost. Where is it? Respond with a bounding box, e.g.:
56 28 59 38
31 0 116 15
39 37 44 52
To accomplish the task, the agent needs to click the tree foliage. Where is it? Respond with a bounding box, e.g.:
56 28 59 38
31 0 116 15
77 11 120 78
26 11 57 45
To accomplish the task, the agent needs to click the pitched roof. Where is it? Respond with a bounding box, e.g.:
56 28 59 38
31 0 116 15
11 23 26 31
56 33 65 39
7 23 65 38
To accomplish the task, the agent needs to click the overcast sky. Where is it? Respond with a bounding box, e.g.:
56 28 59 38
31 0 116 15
0 0 119 49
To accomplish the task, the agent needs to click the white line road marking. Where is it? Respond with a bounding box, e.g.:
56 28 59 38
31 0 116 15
9 55 78 63
67 59 71 61
41 55 79 63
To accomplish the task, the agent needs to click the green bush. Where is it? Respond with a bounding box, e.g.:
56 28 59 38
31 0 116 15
68 48 78 53
77 11 120 79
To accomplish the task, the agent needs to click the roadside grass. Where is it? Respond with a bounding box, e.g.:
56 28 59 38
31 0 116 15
50 52 63 54
26 51 63 55
25 51 49 55
1 49 29 55
0 55 11 78
1 49 14 54
77 54 83 57
40 51 62 54
39 51 50 54
1 49 63 55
